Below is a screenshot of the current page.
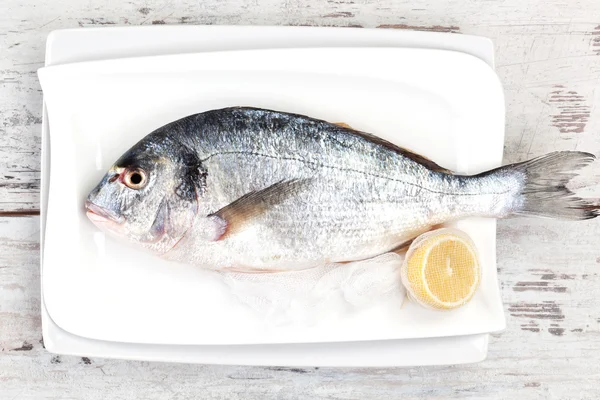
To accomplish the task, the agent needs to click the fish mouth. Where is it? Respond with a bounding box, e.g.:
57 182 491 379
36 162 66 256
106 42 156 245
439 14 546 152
84 200 125 225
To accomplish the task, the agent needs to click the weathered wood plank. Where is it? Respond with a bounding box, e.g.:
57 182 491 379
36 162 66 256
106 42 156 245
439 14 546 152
1 0 600 399
0 217 40 349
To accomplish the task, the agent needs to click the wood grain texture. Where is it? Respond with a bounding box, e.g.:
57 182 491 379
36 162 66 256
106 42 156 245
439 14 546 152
1 0 600 399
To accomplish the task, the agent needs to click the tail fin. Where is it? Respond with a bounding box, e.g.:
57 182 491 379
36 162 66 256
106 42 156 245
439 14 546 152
510 151 598 220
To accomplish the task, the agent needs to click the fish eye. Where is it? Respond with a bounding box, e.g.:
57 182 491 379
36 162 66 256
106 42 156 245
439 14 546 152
123 168 147 190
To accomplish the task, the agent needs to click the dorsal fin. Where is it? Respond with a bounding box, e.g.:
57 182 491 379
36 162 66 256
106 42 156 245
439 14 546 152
332 123 452 174
333 122 354 129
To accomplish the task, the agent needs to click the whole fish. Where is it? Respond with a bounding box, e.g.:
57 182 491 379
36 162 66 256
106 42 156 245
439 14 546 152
85 107 598 271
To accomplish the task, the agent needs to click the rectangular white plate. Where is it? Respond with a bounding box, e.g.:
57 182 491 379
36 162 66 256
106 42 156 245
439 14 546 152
39 44 505 346
41 26 504 365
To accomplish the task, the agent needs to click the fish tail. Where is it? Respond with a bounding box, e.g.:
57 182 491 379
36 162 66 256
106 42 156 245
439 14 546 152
504 151 598 220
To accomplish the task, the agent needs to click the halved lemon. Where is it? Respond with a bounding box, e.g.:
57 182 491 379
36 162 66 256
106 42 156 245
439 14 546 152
400 228 481 310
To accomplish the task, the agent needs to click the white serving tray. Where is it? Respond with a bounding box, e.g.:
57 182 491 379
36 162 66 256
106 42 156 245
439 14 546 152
41 26 505 366
39 48 505 345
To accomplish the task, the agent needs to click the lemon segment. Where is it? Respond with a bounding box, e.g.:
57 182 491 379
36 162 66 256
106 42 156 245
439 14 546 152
401 229 481 310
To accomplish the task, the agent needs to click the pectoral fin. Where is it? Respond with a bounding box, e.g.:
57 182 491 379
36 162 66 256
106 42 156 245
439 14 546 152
208 178 311 241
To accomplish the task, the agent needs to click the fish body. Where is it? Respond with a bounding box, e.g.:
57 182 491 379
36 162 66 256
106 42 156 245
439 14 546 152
86 107 598 271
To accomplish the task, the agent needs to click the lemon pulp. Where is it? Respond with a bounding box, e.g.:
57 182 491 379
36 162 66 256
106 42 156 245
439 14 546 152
401 229 481 310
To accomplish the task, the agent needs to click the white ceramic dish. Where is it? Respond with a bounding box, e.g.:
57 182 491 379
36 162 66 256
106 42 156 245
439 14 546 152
39 45 505 346
40 26 504 366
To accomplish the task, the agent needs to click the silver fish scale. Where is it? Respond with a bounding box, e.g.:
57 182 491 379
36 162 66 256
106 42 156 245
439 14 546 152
160 107 518 270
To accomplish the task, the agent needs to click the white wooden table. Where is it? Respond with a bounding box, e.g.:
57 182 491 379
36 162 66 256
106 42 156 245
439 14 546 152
1 1 600 398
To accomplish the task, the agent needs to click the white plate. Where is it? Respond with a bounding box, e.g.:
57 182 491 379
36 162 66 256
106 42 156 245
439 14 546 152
40 26 504 366
39 45 505 346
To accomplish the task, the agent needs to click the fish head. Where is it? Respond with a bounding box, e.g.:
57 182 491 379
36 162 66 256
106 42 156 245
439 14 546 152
85 134 202 254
